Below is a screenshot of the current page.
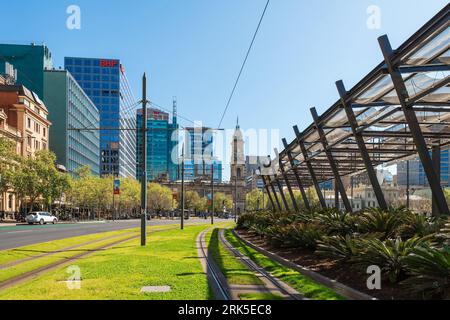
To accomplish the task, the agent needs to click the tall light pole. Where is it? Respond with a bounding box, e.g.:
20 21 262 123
211 162 215 225
234 176 238 223
181 143 185 230
140 73 148 246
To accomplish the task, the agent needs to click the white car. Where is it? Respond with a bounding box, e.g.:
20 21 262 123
26 212 58 225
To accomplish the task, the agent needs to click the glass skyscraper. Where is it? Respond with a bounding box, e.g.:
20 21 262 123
44 70 100 175
398 149 450 187
183 127 223 183
136 107 178 182
65 57 136 178
0 43 53 98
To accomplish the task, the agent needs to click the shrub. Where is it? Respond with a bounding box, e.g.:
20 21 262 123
397 213 443 239
313 209 357 236
287 222 325 250
357 237 429 284
403 245 450 299
357 207 410 240
265 222 324 250
316 235 365 262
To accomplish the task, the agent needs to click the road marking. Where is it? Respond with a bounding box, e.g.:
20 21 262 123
4 230 33 234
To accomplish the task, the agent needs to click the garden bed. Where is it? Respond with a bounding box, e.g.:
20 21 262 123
236 229 417 300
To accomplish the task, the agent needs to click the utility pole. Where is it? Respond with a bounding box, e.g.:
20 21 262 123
181 144 185 230
211 163 215 225
234 176 238 223
141 73 148 246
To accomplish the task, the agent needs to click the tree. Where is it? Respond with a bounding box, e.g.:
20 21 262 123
246 189 268 211
213 192 233 213
0 137 19 196
148 183 175 213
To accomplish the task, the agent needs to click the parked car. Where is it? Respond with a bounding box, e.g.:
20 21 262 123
25 212 58 225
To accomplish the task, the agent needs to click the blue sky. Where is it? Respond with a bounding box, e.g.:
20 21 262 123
1 0 447 180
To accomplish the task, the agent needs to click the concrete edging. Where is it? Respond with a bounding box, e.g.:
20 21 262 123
232 229 377 301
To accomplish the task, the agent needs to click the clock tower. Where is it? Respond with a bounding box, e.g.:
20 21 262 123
231 118 246 214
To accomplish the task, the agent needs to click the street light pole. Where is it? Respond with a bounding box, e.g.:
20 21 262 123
234 176 238 223
181 144 185 230
140 73 148 246
211 162 214 225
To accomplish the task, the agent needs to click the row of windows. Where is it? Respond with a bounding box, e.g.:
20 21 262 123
66 65 119 75
27 117 47 137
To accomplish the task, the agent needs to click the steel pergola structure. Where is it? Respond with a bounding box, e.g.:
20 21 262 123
259 4 450 216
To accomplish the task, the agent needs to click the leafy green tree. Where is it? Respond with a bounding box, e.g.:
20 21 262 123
213 192 233 213
246 189 268 211
148 183 175 213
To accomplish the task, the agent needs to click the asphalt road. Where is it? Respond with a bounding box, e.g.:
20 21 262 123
0 218 226 250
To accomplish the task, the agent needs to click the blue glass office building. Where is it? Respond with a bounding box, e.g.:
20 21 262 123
136 107 178 182
44 70 100 175
0 43 53 98
183 127 223 183
65 57 136 178
398 149 450 187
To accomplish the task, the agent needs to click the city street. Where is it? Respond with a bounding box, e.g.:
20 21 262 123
0 218 224 250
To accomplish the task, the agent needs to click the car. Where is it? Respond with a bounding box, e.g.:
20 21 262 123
25 212 58 225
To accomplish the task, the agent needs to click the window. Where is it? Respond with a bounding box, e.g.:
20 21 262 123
43 128 46 137
8 194 13 209
28 118 31 128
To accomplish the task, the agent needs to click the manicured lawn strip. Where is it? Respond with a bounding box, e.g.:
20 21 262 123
0 232 140 283
224 229 345 300
0 228 137 265
205 228 263 286
0 224 219 300
0 223 184 266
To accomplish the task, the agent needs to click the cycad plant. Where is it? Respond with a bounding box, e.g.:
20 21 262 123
357 207 409 240
316 235 364 262
357 237 429 284
403 245 450 299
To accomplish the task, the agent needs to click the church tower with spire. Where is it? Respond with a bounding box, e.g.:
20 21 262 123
231 117 247 214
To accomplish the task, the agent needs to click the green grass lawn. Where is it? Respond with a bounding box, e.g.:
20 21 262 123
224 229 345 300
206 228 262 286
0 223 226 300
0 228 138 266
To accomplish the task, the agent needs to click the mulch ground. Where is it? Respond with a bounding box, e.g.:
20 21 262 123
236 229 419 300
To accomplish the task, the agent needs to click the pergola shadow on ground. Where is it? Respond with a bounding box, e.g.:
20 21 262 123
260 4 450 216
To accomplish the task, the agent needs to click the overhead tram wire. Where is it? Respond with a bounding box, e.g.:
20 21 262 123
217 0 270 129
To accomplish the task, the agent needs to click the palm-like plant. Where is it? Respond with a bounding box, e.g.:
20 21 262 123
397 213 443 239
357 207 410 240
358 237 428 284
313 209 357 236
316 235 364 262
403 245 450 299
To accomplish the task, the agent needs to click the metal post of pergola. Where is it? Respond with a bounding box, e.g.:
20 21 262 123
336 80 388 210
278 148 299 212
294 125 327 209
282 138 311 210
378 34 449 216
310 107 352 213
274 170 291 212
432 144 441 216
261 174 276 212
268 175 282 211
